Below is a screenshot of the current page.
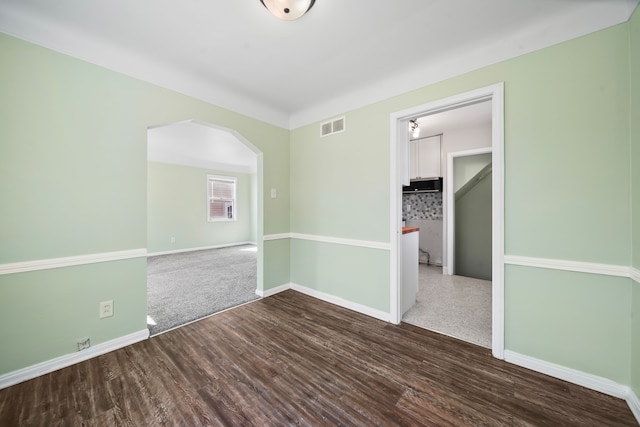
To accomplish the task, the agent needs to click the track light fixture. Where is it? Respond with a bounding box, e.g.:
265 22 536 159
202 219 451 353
410 119 420 138
260 0 316 20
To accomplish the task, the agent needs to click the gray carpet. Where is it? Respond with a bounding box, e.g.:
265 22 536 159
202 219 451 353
147 244 259 336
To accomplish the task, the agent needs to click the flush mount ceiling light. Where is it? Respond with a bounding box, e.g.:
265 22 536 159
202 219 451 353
260 0 316 20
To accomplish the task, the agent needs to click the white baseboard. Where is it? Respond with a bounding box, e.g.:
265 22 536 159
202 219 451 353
0 329 149 390
256 283 291 298
290 282 391 322
505 350 640 424
147 242 255 257
504 350 630 399
628 389 640 424
256 282 390 322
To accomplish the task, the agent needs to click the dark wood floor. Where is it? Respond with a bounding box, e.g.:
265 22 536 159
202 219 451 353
0 290 636 426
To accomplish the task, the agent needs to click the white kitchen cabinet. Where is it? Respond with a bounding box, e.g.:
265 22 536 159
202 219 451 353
409 135 441 179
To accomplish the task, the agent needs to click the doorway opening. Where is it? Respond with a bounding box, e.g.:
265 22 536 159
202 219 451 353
390 83 504 359
404 111 493 347
146 120 263 336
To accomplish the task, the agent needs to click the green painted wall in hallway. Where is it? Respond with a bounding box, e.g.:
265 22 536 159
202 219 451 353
0 33 289 375
147 162 256 253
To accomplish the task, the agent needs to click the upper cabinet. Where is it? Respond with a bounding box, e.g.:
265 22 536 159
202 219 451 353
409 135 441 179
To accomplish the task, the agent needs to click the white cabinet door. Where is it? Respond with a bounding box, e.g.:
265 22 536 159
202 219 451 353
410 135 441 179
409 140 419 180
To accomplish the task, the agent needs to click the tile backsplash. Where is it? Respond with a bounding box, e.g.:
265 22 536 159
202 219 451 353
403 192 443 220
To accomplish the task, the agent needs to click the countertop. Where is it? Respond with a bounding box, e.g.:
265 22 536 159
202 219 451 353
402 226 420 234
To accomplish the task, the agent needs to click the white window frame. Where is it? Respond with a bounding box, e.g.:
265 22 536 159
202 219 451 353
207 175 237 222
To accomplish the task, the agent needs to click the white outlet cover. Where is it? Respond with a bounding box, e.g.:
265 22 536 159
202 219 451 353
99 300 114 318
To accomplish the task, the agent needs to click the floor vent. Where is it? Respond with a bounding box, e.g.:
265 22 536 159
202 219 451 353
320 116 346 137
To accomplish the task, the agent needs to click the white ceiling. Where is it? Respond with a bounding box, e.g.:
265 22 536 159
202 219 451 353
1 0 637 128
415 100 493 139
148 122 257 174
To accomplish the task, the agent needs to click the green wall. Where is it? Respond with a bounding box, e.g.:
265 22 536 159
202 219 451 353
290 22 633 385
147 162 256 253
505 266 631 383
0 33 290 375
290 240 390 312
0 259 146 372
455 170 492 281
1 7 639 398
629 4 640 399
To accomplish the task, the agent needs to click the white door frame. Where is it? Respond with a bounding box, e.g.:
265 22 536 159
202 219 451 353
445 147 493 277
389 82 505 359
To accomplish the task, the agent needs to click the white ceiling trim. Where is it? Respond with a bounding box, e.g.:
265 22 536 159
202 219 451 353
0 4 290 128
289 1 637 128
1 1 637 131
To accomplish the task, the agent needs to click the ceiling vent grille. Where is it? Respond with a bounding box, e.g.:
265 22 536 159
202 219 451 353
320 116 346 137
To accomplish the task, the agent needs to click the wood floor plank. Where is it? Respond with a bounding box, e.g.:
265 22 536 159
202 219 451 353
0 290 637 426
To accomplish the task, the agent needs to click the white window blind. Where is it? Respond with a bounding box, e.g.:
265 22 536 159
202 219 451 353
207 175 236 221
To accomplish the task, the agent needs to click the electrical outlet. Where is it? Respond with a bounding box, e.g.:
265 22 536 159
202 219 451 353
170 236 176 244
270 188 277 199
77 337 90 351
99 300 114 318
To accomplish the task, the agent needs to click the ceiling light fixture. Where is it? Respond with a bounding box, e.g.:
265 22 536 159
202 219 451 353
260 0 315 20
410 119 420 138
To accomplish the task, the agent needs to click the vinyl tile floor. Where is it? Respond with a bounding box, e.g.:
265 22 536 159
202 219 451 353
402 264 492 348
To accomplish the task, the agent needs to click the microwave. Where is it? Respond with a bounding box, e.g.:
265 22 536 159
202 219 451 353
402 177 443 193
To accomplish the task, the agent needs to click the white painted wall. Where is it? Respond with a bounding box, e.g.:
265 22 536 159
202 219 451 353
440 123 492 180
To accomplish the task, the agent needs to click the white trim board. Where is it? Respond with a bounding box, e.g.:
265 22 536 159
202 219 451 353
256 283 291 298
0 249 147 276
504 350 640 424
290 283 390 322
0 329 149 390
147 242 256 257
263 233 390 251
630 267 640 283
505 255 631 278
262 233 292 241
254 282 390 322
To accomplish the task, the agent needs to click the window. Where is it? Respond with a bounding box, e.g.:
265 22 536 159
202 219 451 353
207 175 236 222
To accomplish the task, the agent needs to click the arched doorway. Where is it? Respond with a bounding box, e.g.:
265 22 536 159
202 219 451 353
146 120 263 335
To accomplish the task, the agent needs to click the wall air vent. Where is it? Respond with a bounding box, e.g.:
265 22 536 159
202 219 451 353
320 116 346 137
